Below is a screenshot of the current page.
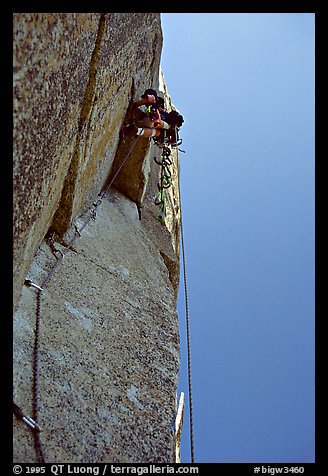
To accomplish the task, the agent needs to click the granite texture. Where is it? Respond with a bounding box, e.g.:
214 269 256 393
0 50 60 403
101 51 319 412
13 13 162 310
13 187 180 462
13 13 183 463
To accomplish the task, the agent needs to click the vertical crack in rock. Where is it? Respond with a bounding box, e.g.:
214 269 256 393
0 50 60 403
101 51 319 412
51 14 106 236
13 14 180 463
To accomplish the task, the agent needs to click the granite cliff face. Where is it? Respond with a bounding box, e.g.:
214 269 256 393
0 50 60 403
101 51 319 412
13 12 163 309
13 13 182 463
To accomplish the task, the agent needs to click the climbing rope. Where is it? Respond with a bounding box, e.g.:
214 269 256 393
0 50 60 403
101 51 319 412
32 290 46 463
13 135 140 463
176 131 195 463
94 135 141 207
154 133 195 462
180 211 195 463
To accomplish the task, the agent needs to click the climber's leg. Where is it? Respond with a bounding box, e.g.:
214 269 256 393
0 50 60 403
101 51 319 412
137 128 161 138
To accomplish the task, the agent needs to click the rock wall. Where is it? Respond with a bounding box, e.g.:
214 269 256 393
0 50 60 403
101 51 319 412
13 12 162 310
13 13 182 463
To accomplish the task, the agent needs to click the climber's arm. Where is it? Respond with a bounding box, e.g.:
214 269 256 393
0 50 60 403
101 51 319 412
133 94 157 107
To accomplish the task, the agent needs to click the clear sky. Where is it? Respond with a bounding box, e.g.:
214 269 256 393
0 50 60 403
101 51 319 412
160 13 315 464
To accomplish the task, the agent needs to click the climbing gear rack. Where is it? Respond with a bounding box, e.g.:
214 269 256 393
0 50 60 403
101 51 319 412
154 145 173 223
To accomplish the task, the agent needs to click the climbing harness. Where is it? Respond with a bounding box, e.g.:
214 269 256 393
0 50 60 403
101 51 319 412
153 126 183 150
13 135 140 463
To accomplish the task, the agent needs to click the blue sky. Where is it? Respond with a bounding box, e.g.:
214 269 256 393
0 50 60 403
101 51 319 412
160 13 315 463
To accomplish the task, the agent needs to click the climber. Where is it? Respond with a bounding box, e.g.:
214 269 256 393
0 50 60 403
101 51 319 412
121 88 184 146
122 88 170 139
154 97 184 146
141 90 184 146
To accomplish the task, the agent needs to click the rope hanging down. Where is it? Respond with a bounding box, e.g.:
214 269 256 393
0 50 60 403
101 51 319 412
153 132 195 462
176 135 195 463
13 136 140 463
